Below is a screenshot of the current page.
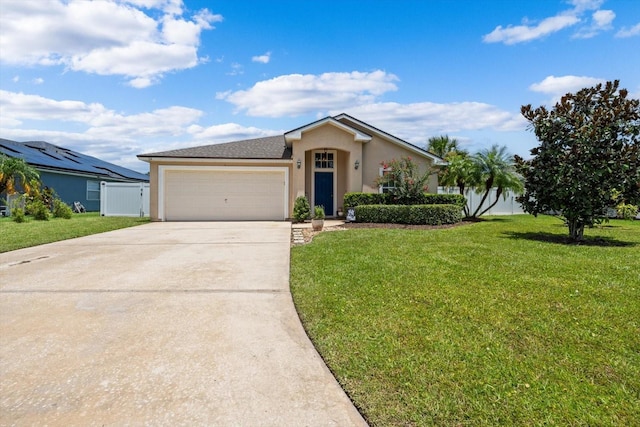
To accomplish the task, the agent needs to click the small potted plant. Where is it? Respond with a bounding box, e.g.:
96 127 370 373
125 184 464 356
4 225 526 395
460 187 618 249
337 206 344 217
311 205 325 231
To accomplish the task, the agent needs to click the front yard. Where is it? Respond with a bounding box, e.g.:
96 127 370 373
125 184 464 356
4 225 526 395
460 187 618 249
0 213 149 253
290 215 640 426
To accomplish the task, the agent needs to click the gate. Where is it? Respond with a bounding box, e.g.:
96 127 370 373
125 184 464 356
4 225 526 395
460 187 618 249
100 181 150 217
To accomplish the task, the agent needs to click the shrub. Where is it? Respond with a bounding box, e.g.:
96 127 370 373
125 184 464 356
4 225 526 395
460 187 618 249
313 205 325 219
616 202 638 220
344 192 388 207
293 196 311 222
344 192 466 208
26 198 49 220
11 207 25 223
354 204 462 225
375 157 432 204
52 199 73 219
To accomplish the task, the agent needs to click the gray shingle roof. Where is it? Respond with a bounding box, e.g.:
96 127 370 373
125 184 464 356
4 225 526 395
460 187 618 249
138 135 291 160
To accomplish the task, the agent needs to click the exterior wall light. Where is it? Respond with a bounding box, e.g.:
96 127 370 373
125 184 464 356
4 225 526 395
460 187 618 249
296 159 301 169
354 159 360 170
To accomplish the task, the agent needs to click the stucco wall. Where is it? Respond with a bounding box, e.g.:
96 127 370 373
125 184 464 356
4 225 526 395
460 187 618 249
361 135 437 194
290 124 367 214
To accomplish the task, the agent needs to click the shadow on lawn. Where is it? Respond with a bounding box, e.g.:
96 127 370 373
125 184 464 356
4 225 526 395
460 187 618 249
504 231 637 247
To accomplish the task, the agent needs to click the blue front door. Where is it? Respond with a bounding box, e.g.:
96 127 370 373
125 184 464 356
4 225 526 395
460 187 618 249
314 172 334 216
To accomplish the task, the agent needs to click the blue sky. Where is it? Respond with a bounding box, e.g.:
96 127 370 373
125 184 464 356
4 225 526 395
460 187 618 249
1 0 639 173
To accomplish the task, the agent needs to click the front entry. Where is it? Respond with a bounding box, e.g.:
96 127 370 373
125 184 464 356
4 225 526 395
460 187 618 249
314 171 334 216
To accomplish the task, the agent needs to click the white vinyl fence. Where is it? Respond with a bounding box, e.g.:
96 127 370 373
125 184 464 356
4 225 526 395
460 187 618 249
100 181 150 217
437 187 526 215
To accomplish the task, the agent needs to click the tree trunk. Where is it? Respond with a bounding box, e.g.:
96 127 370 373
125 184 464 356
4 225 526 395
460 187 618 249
458 183 470 217
471 177 494 218
471 188 491 217
567 219 585 241
477 188 503 217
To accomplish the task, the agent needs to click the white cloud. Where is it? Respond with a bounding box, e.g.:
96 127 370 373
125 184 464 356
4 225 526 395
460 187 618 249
252 52 272 64
12 76 19 83
568 0 604 13
573 9 615 38
483 14 580 45
0 89 208 171
87 106 204 139
32 78 44 85
529 75 605 97
0 0 222 88
0 90 202 140
188 123 281 141
615 22 640 38
126 0 184 15
69 41 201 83
227 63 244 76
217 70 399 117
331 101 526 144
593 9 615 27
483 0 613 44
0 90 108 124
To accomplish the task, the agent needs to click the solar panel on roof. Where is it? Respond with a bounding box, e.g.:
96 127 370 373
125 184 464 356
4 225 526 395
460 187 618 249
62 155 81 164
0 144 20 154
0 139 149 182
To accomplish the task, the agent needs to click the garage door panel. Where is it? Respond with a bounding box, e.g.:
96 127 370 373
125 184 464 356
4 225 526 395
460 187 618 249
164 169 285 221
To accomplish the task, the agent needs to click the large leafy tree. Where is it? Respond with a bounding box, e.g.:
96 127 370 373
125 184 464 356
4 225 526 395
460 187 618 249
470 145 523 218
519 80 640 241
0 155 40 197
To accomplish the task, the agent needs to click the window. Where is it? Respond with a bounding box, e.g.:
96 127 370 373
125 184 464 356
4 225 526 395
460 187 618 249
379 167 397 194
87 180 100 200
314 151 334 169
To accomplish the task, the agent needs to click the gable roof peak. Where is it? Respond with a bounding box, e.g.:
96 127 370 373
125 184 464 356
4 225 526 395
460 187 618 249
284 116 371 143
332 113 447 165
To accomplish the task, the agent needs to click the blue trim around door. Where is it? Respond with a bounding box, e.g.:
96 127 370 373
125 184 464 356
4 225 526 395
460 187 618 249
314 171 334 216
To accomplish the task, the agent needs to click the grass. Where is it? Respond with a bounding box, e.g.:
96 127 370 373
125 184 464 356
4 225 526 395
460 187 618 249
290 215 640 426
0 212 150 253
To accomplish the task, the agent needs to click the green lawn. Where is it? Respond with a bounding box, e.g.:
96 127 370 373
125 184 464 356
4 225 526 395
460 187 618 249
0 212 150 253
290 215 640 426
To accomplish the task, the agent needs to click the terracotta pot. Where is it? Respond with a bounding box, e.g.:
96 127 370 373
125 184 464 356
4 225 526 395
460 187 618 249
311 218 324 231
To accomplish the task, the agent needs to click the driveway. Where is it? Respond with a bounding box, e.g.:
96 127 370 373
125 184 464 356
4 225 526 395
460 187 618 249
0 222 366 426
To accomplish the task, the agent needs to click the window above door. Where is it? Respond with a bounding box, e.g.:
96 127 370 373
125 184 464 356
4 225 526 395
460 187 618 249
314 151 334 170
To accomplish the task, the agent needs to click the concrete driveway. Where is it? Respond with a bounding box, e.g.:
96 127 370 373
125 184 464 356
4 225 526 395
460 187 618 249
0 222 366 426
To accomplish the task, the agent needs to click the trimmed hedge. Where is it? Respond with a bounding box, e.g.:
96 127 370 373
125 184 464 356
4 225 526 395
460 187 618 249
354 204 463 225
344 192 466 208
343 192 389 207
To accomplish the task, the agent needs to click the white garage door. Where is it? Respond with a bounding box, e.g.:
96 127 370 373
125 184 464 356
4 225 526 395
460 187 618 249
162 168 287 221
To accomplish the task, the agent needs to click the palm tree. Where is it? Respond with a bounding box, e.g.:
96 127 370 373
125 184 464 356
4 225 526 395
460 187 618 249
440 152 477 217
470 145 523 218
0 155 40 197
427 135 463 159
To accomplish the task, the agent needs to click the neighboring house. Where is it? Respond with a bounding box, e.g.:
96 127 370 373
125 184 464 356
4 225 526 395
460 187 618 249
138 114 445 221
0 139 149 212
